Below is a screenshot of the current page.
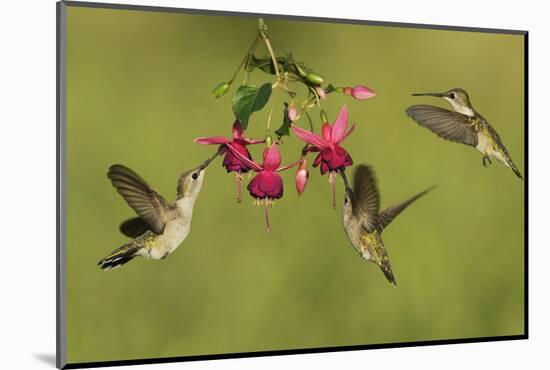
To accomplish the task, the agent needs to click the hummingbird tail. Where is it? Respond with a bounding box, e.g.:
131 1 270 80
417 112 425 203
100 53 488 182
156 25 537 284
379 261 397 286
374 252 397 286
507 159 523 180
496 146 523 180
98 243 141 270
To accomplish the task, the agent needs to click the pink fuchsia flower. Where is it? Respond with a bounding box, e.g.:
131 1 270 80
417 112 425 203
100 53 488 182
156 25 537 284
343 85 376 100
295 160 309 195
195 120 263 202
291 105 355 208
226 143 298 232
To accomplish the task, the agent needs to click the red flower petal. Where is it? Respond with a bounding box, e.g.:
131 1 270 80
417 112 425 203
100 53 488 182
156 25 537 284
344 151 353 167
331 105 349 144
195 136 230 145
248 171 283 199
321 147 334 163
247 174 263 198
262 144 282 171
258 171 283 198
313 153 322 167
321 123 331 142
226 143 262 171
291 124 329 149
232 120 245 140
222 143 252 173
320 161 329 175
240 138 264 145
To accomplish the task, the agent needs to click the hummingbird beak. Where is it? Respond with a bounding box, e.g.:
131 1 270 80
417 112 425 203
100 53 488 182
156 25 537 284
412 92 445 97
198 150 221 171
338 168 352 192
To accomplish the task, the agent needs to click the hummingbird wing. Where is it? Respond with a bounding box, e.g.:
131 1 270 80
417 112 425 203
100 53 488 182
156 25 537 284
352 164 380 233
108 165 178 235
119 217 151 238
406 105 478 146
377 186 435 231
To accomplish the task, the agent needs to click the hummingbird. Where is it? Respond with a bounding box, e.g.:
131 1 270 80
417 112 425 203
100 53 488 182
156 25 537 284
340 165 434 286
98 153 218 270
406 88 523 179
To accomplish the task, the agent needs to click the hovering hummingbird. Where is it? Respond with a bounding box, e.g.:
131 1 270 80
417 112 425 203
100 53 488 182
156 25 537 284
340 165 434 285
406 88 523 179
98 153 218 270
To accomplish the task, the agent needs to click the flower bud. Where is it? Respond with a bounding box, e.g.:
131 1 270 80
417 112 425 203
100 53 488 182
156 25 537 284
315 86 327 100
352 85 376 100
211 82 230 99
305 72 325 85
287 105 298 121
295 160 309 195
345 85 376 100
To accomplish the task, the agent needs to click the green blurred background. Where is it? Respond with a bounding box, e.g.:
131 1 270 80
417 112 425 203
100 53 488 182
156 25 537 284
65 5 524 364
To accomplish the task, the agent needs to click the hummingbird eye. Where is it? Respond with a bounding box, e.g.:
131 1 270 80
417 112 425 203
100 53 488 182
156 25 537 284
191 172 199 180
449 93 456 99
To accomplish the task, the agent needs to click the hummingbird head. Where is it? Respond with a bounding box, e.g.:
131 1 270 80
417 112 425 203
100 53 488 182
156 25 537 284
342 187 356 225
339 169 355 224
413 88 474 116
177 165 206 199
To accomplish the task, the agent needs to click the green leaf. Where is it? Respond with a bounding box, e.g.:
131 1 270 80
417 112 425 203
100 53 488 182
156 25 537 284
246 53 305 77
232 83 272 129
285 90 297 98
325 84 337 94
275 103 291 138
247 55 285 75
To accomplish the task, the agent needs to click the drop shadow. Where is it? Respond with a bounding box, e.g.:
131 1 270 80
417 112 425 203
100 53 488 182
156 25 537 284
34 353 56 367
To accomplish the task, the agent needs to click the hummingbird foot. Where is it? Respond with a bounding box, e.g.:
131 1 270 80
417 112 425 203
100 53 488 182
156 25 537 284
482 155 492 167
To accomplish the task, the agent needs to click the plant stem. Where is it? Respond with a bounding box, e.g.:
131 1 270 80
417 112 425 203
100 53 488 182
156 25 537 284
320 110 328 123
305 111 314 132
259 29 281 81
258 18 267 31
310 86 321 107
229 35 261 85
266 87 279 131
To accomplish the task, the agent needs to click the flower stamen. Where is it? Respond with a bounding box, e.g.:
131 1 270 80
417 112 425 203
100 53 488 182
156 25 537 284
236 172 243 203
264 200 271 232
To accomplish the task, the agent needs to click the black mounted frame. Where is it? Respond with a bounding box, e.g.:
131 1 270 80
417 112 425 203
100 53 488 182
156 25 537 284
56 1 528 368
